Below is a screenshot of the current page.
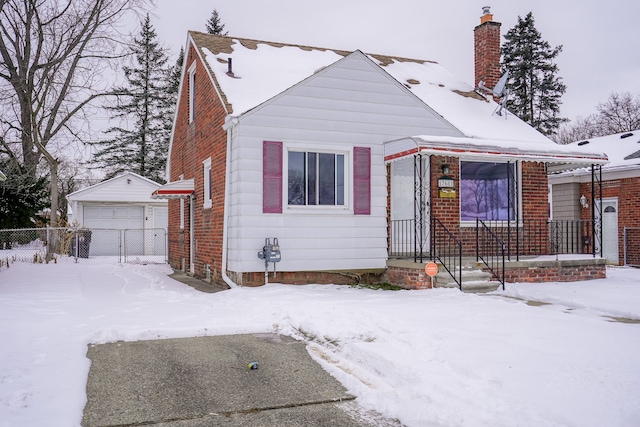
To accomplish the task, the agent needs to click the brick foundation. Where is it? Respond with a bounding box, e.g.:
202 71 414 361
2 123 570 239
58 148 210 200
226 269 386 287
386 265 433 290
491 258 607 283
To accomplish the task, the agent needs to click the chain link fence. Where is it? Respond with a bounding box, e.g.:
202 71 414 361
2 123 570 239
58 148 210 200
0 227 167 268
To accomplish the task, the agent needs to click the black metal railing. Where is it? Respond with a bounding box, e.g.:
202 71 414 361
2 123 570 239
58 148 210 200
476 219 505 289
480 219 594 260
389 219 415 258
391 218 595 261
431 217 462 290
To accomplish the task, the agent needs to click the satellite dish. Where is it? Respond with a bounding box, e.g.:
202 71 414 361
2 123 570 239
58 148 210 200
477 70 510 117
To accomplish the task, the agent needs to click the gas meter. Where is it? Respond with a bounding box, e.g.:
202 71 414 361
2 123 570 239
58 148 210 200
258 238 281 284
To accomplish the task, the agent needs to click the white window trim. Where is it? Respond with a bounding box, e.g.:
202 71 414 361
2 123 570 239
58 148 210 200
459 159 522 227
203 157 212 209
188 62 196 123
283 144 352 214
179 199 185 229
179 174 186 228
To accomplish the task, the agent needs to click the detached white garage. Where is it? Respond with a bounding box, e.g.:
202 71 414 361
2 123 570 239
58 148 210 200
66 172 168 258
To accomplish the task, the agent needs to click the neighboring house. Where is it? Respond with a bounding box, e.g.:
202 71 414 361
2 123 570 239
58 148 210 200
67 172 168 257
549 130 640 265
155 8 608 287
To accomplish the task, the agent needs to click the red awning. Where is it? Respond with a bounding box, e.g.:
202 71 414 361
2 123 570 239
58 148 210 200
151 178 194 199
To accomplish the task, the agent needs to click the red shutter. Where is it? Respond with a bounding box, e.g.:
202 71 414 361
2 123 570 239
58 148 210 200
263 141 283 213
353 147 371 215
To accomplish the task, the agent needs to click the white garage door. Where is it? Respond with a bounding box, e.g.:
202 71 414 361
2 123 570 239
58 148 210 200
83 205 144 229
83 205 144 256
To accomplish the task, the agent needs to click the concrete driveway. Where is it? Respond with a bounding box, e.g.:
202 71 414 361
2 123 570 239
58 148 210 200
82 333 400 426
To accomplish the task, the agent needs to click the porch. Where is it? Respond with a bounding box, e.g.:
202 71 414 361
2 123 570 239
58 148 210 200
384 135 609 290
387 218 607 291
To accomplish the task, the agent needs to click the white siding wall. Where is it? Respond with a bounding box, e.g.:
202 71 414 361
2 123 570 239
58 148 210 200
227 53 463 273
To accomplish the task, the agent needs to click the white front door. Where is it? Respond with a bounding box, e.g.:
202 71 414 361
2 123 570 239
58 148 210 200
390 157 430 257
597 199 619 264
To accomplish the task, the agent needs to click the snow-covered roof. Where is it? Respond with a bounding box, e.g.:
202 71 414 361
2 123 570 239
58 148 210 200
564 131 640 169
384 135 609 166
548 130 640 179
188 32 607 162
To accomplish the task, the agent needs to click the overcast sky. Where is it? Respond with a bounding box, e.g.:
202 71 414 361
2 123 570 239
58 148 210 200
149 0 640 123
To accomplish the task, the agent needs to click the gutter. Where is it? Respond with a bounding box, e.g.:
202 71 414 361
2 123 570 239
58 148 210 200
221 116 240 288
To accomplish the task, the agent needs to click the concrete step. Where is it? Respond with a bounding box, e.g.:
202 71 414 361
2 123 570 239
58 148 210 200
434 264 501 293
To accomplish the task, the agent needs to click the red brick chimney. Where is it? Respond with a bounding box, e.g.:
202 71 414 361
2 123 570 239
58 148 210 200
474 6 501 90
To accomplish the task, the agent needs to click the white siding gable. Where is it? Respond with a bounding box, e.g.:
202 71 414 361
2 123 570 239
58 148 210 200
226 52 462 273
67 173 164 204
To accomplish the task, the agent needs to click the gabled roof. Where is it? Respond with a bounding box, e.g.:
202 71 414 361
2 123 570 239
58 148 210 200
187 32 556 145
66 172 163 203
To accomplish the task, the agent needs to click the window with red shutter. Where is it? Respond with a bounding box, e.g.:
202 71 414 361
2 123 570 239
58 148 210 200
263 141 283 213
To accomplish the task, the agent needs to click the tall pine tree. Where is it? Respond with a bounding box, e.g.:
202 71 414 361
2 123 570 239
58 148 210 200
92 14 173 183
501 12 567 136
206 9 228 35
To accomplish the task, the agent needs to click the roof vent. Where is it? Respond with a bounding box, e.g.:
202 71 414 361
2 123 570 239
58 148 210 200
620 132 634 139
226 57 234 77
577 140 590 146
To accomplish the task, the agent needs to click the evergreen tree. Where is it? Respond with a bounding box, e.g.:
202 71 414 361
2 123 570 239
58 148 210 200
168 47 184 96
92 14 173 183
206 9 228 35
501 12 567 136
0 159 48 229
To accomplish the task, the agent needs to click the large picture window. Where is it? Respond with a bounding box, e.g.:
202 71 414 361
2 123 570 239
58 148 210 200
460 161 515 221
288 151 345 206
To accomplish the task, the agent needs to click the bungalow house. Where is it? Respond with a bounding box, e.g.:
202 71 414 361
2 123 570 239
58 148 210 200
549 130 640 266
155 8 608 288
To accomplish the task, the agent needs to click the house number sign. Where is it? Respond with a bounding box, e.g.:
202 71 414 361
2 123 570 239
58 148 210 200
438 176 456 198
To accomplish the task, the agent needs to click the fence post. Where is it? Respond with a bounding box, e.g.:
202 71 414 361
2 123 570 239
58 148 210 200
74 229 79 262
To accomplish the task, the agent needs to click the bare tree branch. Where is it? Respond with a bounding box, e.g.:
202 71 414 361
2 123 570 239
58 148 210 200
0 0 150 229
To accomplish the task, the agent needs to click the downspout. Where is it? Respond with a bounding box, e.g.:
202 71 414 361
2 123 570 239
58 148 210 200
221 116 240 288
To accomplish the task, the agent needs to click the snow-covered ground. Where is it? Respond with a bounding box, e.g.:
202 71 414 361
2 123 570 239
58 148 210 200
0 262 639 427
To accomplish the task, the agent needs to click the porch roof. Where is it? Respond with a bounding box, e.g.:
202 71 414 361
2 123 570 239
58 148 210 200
384 136 609 171
151 178 194 199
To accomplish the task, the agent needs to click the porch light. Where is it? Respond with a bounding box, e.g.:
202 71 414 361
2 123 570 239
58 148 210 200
441 165 450 175
580 194 589 209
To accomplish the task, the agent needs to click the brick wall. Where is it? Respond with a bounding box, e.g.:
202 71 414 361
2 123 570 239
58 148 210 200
430 156 460 232
581 174 640 265
386 265 432 290
499 262 606 283
168 44 229 283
